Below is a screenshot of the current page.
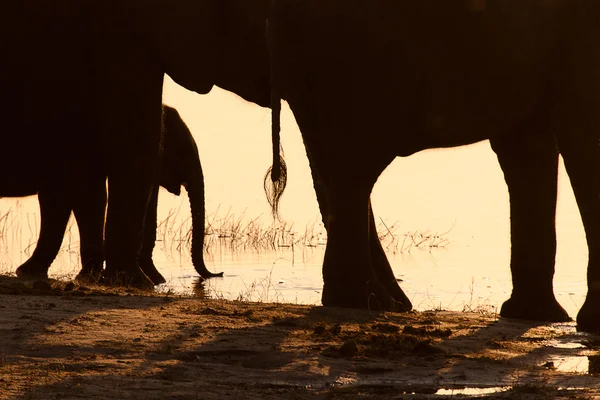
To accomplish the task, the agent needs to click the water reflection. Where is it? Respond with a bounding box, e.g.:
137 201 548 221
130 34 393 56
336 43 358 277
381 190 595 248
549 355 589 374
547 354 600 375
435 387 509 396
192 277 208 299
543 336 600 375
589 354 600 374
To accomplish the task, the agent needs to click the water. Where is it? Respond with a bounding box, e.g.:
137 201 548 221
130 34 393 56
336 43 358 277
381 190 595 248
435 387 509 396
0 78 589 319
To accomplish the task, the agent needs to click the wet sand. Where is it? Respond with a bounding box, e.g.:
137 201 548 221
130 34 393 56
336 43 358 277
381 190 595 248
0 275 598 399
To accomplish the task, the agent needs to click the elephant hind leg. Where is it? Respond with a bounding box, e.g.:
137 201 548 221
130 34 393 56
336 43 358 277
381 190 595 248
490 132 569 322
319 170 405 312
368 200 412 310
321 188 399 311
309 157 411 311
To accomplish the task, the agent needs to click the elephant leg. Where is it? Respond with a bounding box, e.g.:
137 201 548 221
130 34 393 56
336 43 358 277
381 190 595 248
555 130 600 333
138 185 166 285
490 133 569 322
368 199 412 310
15 189 72 279
320 178 391 310
309 163 411 309
308 147 404 311
103 179 155 288
102 163 156 289
72 178 107 284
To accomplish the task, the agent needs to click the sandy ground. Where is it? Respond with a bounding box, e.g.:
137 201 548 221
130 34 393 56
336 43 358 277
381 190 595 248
0 275 599 400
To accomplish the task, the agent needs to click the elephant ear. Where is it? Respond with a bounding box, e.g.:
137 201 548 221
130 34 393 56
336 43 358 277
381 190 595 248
142 0 222 94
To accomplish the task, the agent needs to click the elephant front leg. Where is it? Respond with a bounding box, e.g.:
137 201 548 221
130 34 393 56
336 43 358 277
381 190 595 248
15 189 72 279
490 133 569 322
556 129 600 333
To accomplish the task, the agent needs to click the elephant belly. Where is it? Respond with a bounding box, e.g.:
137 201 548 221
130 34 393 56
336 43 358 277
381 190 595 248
0 179 41 198
271 0 574 156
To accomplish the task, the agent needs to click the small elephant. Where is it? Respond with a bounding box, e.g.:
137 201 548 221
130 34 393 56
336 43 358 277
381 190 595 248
13 105 222 284
1 0 272 288
267 0 600 333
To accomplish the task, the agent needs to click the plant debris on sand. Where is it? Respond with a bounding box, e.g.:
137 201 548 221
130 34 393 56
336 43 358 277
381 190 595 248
0 275 598 399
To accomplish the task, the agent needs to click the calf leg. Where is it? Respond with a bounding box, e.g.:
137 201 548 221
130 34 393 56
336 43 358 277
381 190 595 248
72 177 107 283
138 186 166 285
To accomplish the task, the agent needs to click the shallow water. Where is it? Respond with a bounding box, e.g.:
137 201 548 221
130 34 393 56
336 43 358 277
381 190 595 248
435 387 509 396
145 214 585 320
0 79 589 320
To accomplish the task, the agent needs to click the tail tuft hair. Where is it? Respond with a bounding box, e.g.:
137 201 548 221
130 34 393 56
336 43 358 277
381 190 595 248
264 94 287 219
264 153 287 219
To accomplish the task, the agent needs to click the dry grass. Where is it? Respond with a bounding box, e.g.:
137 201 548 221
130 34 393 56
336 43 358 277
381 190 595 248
0 201 452 264
0 204 460 309
376 217 451 254
154 205 328 258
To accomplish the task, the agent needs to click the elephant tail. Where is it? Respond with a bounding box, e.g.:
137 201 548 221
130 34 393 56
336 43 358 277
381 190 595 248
264 91 287 219
264 13 287 219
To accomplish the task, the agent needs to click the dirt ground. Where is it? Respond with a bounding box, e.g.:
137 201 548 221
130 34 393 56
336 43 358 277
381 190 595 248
0 275 599 400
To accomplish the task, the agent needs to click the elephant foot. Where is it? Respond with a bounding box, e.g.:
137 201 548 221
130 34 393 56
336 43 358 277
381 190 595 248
144 269 167 285
376 277 412 311
100 267 155 290
15 260 50 279
321 274 407 312
369 259 412 310
139 258 167 285
369 241 413 310
500 293 570 322
194 262 224 280
75 267 103 285
576 290 600 334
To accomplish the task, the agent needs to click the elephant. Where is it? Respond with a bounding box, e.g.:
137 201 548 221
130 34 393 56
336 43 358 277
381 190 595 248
12 105 223 285
266 0 600 333
1 0 272 288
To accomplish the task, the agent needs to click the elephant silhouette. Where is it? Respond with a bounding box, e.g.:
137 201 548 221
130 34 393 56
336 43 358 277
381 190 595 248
13 105 222 285
1 0 271 288
7 0 598 335
266 0 600 333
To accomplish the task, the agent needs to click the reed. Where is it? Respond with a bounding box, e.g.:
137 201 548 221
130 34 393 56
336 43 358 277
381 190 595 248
0 203 452 307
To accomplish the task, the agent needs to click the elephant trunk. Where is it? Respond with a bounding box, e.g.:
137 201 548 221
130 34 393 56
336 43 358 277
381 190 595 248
186 158 223 279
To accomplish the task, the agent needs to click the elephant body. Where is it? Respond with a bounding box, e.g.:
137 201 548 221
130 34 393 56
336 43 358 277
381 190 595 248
267 0 600 333
13 105 222 285
1 0 271 287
